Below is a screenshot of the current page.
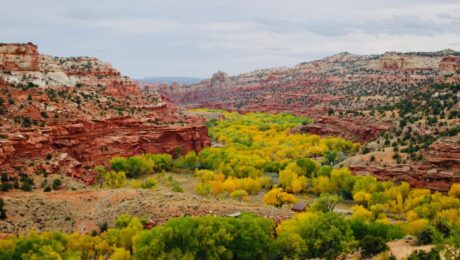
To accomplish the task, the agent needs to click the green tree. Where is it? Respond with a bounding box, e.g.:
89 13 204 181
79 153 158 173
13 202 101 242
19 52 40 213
322 151 338 166
311 193 343 213
296 158 319 177
133 214 275 260
275 212 356 259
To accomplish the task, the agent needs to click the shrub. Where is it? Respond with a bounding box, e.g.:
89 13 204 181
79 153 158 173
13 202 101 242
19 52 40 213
170 180 183 192
359 235 389 257
20 182 32 191
417 226 435 245
144 153 173 172
350 219 404 242
99 222 109 233
407 249 440 260
174 151 199 169
0 198 6 219
40 111 48 118
110 156 154 178
230 189 249 201
103 171 127 188
44 186 52 192
140 178 157 189
194 183 211 196
52 178 62 190
0 182 11 192
21 117 32 128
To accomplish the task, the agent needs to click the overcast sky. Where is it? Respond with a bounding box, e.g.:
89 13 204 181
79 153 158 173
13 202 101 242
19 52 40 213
1 0 460 78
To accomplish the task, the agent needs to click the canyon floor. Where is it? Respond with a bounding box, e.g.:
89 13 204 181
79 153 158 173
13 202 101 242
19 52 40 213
0 172 295 235
0 170 357 236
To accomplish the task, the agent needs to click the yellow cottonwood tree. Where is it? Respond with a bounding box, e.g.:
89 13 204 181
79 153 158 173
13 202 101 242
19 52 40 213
263 188 297 207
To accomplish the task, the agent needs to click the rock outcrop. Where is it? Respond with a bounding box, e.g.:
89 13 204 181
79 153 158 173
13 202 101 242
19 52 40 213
425 135 460 171
290 116 390 143
349 164 460 192
342 134 460 192
0 43 39 71
439 55 460 73
0 43 211 183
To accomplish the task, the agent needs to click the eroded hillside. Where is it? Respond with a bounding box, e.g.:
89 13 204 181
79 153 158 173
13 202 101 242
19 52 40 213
0 43 210 183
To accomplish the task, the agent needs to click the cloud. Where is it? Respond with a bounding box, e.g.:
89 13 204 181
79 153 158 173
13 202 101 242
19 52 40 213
0 0 459 78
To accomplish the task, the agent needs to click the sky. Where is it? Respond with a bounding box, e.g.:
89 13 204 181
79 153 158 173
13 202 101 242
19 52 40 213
1 0 460 78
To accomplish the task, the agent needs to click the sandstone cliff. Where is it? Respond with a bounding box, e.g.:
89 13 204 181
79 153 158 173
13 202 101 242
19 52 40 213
0 43 211 183
156 50 460 112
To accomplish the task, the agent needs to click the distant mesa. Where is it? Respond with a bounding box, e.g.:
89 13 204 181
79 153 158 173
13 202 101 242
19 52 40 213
138 76 203 85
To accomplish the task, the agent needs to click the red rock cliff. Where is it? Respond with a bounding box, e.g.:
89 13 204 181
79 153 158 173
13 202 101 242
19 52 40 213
0 43 211 183
0 43 39 71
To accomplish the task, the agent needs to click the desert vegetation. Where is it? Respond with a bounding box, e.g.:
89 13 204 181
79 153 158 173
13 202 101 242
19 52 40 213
1 111 460 259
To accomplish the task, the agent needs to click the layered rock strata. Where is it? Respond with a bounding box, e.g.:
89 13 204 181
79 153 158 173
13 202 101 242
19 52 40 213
0 43 211 184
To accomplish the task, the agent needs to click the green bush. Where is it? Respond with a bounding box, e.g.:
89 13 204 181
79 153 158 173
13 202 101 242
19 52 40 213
52 179 62 190
417 227 434 245
110 153 173 178
407 249 440 260
134 213 275 259
296 158 319 177
110 156 154 178
274 212 355 259
359 235 389 257
140 178 157 189
174 151 199 169
170 180 183 192
20 182 32 192
350 219 404 242
144 153 173 172
317 165 333 177
1 182 11 192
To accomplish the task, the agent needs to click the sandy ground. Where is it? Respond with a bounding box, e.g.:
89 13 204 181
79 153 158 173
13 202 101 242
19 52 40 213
388 237 434 260
0 172 294 235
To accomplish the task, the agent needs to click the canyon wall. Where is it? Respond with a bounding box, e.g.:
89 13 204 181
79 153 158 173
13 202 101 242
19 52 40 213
154 50 460 192
156 51 460 113
0 43 211 183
